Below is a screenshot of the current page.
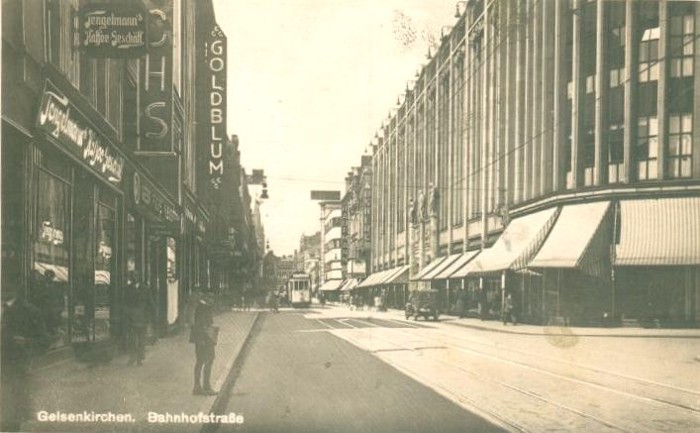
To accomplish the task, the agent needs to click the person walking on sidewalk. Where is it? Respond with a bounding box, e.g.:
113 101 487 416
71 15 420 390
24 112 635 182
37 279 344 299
124 271 156 366
190 290 218 396
502 293 517 326
1 284 49 432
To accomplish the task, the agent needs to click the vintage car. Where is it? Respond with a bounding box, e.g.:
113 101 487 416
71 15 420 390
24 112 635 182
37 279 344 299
405 289 439 321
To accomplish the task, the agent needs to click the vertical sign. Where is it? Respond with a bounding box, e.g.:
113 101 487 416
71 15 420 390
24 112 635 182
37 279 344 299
206 24 227 193
140 0 173 151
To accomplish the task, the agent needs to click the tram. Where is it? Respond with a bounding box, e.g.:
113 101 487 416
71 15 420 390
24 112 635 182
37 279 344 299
287 272 311 308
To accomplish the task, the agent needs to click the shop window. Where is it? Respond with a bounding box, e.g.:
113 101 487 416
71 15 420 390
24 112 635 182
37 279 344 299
126 213 140 274
93 202 116 342
32 168 71 350
637 116 658 180
668 114 693 178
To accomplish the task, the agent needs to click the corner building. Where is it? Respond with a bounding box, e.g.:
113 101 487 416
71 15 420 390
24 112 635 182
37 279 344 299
370 0 700 327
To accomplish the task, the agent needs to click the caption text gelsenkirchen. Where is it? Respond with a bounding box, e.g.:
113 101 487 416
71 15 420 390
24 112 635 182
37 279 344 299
36 411 245 424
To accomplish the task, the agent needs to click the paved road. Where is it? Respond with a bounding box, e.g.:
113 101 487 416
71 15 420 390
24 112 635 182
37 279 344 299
217 310 505 433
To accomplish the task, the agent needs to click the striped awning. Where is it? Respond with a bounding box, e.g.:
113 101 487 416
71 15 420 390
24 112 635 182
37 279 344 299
357 269 389 288
319 279 344 291
421 254 462 280
529 201 611 277
340 278 359 291
615 197 700 266
412 257 447 280
382 266 410 284
434 250 480 280
458 207 559 276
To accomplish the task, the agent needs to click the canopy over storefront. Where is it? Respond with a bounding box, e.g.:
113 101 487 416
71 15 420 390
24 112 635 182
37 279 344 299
357 269 389 288
529 201 611 277
456 207 559 277
615 197 700 266
340 278 359 291
433 250 480 280
382 265 410 285
421 254 462 281
412 256 447 280
319 279 344 291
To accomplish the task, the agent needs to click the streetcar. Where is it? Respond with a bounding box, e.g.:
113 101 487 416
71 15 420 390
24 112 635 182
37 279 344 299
287 272 311 308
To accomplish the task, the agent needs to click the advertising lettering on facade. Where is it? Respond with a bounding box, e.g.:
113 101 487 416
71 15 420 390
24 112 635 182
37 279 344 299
78 3 148 57
36 81 125 184
131 172 179 229
206 24 227 192
140 0 173 151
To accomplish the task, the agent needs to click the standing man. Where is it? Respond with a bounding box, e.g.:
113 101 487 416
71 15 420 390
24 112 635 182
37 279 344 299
124 271 156 366
190 290 218 395
1 285 48 432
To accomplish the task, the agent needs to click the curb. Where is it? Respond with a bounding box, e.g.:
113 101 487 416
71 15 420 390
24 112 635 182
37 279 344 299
444 320 700 339
200 312 262 433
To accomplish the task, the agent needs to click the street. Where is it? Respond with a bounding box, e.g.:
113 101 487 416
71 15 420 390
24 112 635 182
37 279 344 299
216 306 700 433
218 309 504 433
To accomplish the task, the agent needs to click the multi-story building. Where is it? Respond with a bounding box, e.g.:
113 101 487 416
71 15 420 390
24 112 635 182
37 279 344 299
1 0 260 362
367 0 700 327
298 232 321 292
318 201 344 295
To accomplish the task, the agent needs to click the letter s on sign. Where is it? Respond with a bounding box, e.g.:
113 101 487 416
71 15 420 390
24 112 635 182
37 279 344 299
145 102 168 139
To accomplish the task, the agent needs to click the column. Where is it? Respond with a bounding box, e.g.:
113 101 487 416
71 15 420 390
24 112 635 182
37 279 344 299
623 0 637 183
571 0 584 187
594 0 608 185
657 1 669 179
541 0 555 195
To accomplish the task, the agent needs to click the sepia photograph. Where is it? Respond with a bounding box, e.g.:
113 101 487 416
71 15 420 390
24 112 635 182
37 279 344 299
1 0 700 432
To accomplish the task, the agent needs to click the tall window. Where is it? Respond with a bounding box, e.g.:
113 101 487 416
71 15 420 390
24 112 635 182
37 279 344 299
636 3 659 181
670 7 695 78
607 2 626 184
637 116 658 180
668 114 693 178
46 0 61 66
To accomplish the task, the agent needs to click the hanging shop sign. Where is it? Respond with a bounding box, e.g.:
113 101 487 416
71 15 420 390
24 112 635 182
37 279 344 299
131 171 179 229
139 0 173 151
36 80 125 184
78 3 148 57
206 24 227 192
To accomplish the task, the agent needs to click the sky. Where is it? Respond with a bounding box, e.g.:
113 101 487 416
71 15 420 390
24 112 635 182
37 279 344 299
212 0 460 256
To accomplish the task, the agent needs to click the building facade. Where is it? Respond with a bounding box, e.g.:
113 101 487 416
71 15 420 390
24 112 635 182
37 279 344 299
1 0 261 362
369 0 700 326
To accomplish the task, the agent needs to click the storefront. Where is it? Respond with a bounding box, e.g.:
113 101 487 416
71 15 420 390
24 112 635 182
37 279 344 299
125 169 181 336
27 79 126 359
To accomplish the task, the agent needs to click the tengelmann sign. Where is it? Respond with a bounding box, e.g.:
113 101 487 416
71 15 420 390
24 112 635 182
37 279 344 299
36 81 125 184
79 4 148 57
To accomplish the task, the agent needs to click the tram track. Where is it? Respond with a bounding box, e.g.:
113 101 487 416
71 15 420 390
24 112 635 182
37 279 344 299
324 316 699 433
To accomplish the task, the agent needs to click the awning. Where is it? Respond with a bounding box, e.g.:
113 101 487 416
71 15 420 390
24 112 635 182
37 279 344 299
421 254 462 280
615 197 700 266
382 265 410 285
434 250 480 280
529 201 611 277
340 278 359 291
412 257 447 280
458 207 559 276
357 270 389 288
319 279 344 291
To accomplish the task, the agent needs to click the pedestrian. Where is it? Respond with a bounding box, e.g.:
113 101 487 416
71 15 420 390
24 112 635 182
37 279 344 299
190 290 219 395
124 271 156 366
1 284 49 432
503 293 517 325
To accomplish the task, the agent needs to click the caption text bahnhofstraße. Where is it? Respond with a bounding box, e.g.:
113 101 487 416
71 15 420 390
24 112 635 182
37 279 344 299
36 410 245 424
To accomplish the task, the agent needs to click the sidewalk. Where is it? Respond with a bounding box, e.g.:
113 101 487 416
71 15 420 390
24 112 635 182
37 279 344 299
23 311 259 433
315 303 700 338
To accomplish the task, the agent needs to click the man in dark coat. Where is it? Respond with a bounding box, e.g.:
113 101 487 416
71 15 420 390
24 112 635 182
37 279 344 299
190 291 218 395
124 271 155 366
1 286 48 432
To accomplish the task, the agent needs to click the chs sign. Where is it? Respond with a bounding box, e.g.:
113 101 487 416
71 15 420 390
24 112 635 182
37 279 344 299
207 25 227 190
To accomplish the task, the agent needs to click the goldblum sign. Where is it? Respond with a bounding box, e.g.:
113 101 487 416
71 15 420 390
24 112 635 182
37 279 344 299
79 3 148 57
207 25 227 191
